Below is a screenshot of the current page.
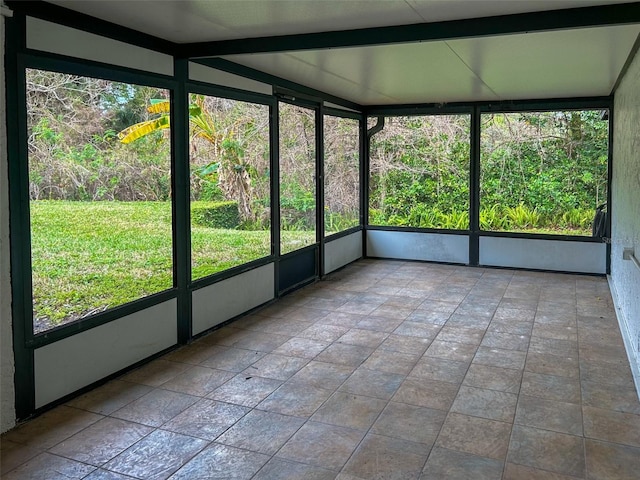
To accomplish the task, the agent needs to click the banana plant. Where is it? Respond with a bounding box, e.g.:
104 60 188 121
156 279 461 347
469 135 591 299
118 95 253 220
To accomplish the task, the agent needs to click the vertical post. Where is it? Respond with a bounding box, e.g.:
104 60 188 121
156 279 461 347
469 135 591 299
606 101 614 274
172 58 191 344
317 105 325 276
272 100 281 295
6 12 35 419
469 106 481 266
361 116 368 257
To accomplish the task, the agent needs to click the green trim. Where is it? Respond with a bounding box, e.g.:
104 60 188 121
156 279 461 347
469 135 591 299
317 106 325 275
197 58 362 112
469 107 481 266
6 0 177 55
172 59 191 344
612 32 640 94
180 3 640 56
6 13 35 420
23 49 176 86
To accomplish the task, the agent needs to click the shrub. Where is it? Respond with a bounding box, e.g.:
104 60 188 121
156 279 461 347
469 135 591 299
191 201 240 228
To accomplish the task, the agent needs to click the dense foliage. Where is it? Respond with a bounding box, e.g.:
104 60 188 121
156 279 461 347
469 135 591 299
369 111 608 234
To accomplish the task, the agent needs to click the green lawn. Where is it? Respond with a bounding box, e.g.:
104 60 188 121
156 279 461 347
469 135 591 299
31 201 311 329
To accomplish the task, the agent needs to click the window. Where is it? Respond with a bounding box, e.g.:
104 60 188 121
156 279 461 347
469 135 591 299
324 115 360 235
189 94 271 280
480 110 609 235
27 69 172 333
368 115 470 229
279 102 317 254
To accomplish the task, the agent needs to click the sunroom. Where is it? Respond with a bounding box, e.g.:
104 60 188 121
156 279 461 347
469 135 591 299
1 1 640 478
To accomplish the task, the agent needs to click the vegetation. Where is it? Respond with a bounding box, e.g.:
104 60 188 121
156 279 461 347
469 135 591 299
369 112 608 235
25 68 608 331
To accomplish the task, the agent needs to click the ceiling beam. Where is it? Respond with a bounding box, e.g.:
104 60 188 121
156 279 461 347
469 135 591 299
6 0 178 55
181 2 640 58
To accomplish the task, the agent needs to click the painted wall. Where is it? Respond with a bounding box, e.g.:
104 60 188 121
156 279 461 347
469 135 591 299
611 46 640 391
1 13 16 433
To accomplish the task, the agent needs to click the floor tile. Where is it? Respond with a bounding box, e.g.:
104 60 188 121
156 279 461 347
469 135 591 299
343 433 430 480
502 463 582 480
520 371 581 404
409 356 469 384
355 314 404 332
435 326 485 345
208 374 282 407
3 406 103 450
0 439 42 475
160 366 235 396
480 331 530 351
585 438 640 480
378 334 432 355
257 382 333 417
216 410 305 455
583 405 640 447
515 395 583 435
361 349 420 375
298 324 350 343
507 425 585 477
83 469 138 479
525 352 580 379
162 398 249 440
463 364 522 393
277 421 364 471
288 360 354 390
311 391 386 430
425 340 478 363
338 367 404 400
487 319 533 336
317 311 366 328
472 346 526 370
421 446 503 480
273 337 330 358
581 380 640 414
245 353 309 381
49 417 153 466
219 330 291 352
315 343 373 367
336 328 388 348
65 380 152 415
529 337 578 357
1 452 96 480
168 443 269 479
450 385 517 422
200 347 265 372
392 377 459 411
394 321 442 339
492 307 535 322
580 360 635 388
111 389 200 427
406 309 451 325
371 402 446 445
253 458 336 480
120 359 190 387
103 430 207 480
436 412 511 460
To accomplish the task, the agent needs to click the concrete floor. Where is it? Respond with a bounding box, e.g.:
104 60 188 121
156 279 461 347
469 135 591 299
2 259 639 479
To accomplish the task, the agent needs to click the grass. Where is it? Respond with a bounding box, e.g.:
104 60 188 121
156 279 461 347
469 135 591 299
30 201 306 330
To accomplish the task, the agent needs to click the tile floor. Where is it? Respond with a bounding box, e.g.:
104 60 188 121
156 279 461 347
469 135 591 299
2 259 640 479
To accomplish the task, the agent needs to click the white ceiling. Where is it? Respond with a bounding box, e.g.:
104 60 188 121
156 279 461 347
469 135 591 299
46 0 640 106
